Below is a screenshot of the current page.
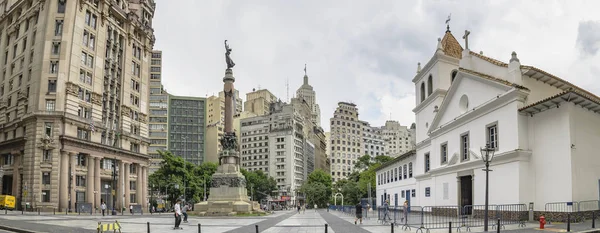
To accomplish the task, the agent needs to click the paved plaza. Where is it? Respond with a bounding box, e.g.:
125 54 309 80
0 209 597 233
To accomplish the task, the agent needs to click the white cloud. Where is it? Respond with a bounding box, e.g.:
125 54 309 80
153 0 600 132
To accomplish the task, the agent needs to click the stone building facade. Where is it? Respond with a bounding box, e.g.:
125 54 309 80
329 102 362 182
0 0 155 212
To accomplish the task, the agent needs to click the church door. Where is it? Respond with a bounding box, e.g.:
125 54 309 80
460 175 473 215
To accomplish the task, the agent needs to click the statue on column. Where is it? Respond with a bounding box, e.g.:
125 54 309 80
224 40 235 69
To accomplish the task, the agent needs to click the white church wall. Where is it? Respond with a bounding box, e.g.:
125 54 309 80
473 161 521 205
415 98 444 143
435 58 460 91
433 173 459 206
529 106 573 211
569 104 600 202
436 76 510 129
522 76 562 106
517 114 530 150
468 54 510 80
376 156 418 207
519 160 535 206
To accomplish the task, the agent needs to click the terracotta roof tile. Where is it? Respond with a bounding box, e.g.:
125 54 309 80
469 51 508 67
519 88 600 111
441 31 463 59
458 68 530 91
521 65 600 103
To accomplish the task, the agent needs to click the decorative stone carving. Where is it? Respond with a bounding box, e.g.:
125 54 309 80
91 92 102 105
219 132 238 151
210 176 246 188
0 99 6 109
79 0 86 11
121 105 132 117
17 90 27 100
138 113 147 123
66 82 79 97
38 136 56 150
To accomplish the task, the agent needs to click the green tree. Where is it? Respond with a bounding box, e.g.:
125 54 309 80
300 169 333 207
148 151 217 206
241 169 277 202
354 155 373 170
192 162 218 201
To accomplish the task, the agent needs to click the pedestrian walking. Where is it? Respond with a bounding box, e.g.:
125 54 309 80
354 203 363 224
297 204 301 214
101 202 106 216
182 203 189 223
130 205 133 215
314 204 318 212
173 199 183 230
383 199 391 221
402 200 409 224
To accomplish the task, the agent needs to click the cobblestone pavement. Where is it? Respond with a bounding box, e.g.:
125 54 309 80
0 209 598 233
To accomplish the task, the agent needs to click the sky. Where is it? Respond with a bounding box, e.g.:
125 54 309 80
152 0 600 132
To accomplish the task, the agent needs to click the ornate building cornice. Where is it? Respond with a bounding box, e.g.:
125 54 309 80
61 136 151 161
91 92 102 105
121 105 132 117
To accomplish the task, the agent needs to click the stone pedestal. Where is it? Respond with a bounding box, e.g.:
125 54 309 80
194 150 261 216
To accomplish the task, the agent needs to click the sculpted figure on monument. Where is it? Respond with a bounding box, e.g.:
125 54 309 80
224 40 235 69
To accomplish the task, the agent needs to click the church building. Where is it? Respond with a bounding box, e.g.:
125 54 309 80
376 26 600 212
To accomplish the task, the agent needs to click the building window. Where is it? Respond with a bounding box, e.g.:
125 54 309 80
412 189 416 198
42 172 51 185
130 143 139 152
451 70 458 83
403 164 407 179
43 150 52 162
77 128 90 140
461 133 470 161
44 123 53 137
130 194 136 203
401 190 405 198
50 61 59 73
130 181 136 190
76 191 86 203
394 168 398 181
399 166 402 180
427 75 433 96
76 153 86 166
424 153 430 172
54 20 63 36
487 123 498 150
420 82 425 102
57 0 66 13
76 175 86 187
48 80 57 93
425 187 431 197
408 162 413 178
441 143 448 164
42 190 51 202
46 100 56 111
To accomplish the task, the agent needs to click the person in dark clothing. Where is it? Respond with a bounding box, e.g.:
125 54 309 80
354 203 363 224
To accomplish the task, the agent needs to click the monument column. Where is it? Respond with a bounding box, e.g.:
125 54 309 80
135 164 142 204
117 160 125 211
86 155 95 206
59 151 68 211
94 157 101 207
124 163 130 208
69 152 76 211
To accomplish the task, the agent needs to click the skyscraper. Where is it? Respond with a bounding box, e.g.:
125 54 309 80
167 96 206 165
329 102 362 182
0 0 155 212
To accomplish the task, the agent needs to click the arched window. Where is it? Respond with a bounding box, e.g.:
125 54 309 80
409 162 413 178
427 75 433 96
420 82 425 102
451 70 458 84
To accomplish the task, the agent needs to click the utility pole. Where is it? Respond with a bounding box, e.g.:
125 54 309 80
203 176 207 201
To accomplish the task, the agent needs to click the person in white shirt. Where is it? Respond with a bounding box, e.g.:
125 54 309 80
173 199 183 229
314 204 318 212
101 202 106 216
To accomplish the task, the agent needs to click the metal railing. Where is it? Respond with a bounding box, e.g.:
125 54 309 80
543 200 600 223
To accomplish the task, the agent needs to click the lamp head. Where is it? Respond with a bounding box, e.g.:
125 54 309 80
480 142 496 163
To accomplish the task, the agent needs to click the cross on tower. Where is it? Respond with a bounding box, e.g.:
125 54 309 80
304 63 307 76
463 30 471 50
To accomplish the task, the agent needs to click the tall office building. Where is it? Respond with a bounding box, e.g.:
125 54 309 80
205 90 241 163
361 121 386 157
244 88 277 116
148 50 167 174
0 0 155 211
167 95 206 165
296 71 321 127
329 102 362 182
381 120 415 157
240 101 309 204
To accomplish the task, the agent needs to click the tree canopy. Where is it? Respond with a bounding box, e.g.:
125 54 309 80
240 169 277 202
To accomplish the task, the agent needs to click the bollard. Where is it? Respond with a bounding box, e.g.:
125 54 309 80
198 223 201 233
38 208 40 215
147 222 150 233
567 214 571 232
593 212 596 229
391 223 395 233
325 223 328 233
21 207 23 215
255 225 259 233
65 208 67 215
497 219 500 233
449 222 452 233
53 208 55 215
5 208 7 214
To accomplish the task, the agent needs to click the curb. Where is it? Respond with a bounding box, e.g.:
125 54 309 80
577 230 600 233
0 224 44 233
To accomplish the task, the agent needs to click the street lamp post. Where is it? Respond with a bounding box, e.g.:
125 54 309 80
111 159 117 215
104 184 110 209
0 166 4 194
480 143 496 232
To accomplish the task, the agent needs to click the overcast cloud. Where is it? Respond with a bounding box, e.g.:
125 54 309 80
152 0 600 132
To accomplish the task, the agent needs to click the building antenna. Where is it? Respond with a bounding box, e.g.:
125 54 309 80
286 78 290 102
